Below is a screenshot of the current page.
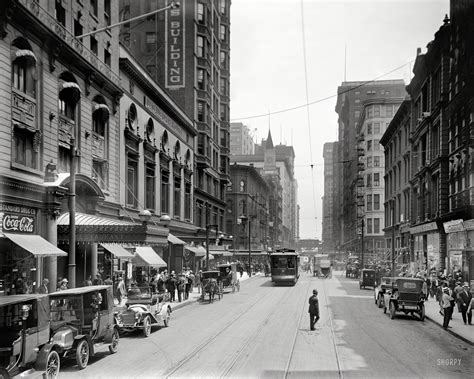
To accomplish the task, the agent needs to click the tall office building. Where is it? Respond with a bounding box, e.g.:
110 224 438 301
335 80 406 256
230 122 255 155
120 0 231 239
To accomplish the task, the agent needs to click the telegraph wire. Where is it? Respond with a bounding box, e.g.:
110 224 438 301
299 0 319 238
230 60 414 121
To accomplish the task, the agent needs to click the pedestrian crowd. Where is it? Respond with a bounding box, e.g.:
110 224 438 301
417 269 473 330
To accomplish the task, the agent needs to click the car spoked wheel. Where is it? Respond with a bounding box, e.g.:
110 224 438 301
109 328 119 353
164 309 171 327
419 303 425 321
45 350 60 379
75 339 90 369
143 316 151 337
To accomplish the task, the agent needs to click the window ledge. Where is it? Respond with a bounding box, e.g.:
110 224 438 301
11 162 43 177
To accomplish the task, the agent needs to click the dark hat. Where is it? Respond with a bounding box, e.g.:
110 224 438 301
313 289 318 294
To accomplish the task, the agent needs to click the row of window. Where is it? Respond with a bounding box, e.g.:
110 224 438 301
365 218 381 234
366 156 382 168
366 194 381 211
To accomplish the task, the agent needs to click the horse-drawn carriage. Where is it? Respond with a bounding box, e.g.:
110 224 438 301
200 270 223 303
217 263 240 293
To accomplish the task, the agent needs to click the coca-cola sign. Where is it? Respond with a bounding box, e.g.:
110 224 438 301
0 212 35 234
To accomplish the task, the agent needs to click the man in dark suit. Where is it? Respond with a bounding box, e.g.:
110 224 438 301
458 283 472 325
308 289 320 330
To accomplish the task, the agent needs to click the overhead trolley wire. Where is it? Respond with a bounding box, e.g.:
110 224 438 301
299 0 319 237
230 60 414 122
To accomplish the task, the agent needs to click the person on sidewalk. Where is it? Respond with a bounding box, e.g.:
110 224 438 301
116 276 126 305
37 278 49 294
458 283 472 325
441 287 454 329
308 289 320 331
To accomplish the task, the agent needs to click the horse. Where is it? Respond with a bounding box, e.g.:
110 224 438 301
202 278 219 303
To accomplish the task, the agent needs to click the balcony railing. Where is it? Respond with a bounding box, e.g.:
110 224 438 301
58 115 74 147
19 0 120 87
450 188 473 211
11 88 36 128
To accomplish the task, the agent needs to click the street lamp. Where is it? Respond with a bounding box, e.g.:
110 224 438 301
159 214 171 272
239 215 252 277
205 224 218 270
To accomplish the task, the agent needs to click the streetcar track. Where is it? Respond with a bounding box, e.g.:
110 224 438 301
283 276 313 378
219 284 297 378
163 280 295 378
320 277 344 379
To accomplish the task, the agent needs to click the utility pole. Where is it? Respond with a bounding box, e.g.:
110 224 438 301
68 136 77 288
391 199 396 277
361 218 364 269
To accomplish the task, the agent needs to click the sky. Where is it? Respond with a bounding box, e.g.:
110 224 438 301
229 0 450 240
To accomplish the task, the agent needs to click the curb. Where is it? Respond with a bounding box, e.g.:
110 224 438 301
424 314 473 346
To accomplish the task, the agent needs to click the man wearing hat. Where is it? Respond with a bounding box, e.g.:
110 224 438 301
308 289 320 331
38 278 49 294
441 286 454 329
458 283 472 325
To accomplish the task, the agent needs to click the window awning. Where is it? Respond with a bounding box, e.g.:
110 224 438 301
133 246 167 267
3 233 67 257
190 246 206 257
100 243 133 259
168 233 186 245
184 246 200 254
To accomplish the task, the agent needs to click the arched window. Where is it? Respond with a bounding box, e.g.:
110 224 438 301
174 141 181 160
11 38 37 98
58 72 81 121
92 95 109 137
11 38 39 170
161 131 169 152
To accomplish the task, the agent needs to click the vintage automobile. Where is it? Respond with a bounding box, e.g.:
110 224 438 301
383 278 425 321
114 286 171 337
359 269 376 289
48 285 119 370
374 277 396 308
0 294 60 379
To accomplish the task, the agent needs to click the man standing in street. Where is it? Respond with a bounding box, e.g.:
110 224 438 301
458 283 472 325
442 287 454 329
308 289 320 331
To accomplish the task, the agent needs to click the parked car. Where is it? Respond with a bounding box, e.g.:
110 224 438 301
0 294 60 378
359 269 376 289
383 278 425 321
114 286 171 337
49 285 119 370
374 277 396 308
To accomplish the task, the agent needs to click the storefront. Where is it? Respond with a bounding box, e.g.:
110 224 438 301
444 219 474 288
409 222 442 274
0 204 67 295
132 246 167 283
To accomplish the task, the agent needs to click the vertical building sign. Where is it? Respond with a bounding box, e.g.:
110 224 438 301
165 1 185 89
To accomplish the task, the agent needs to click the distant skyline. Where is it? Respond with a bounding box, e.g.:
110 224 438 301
230 0 450 240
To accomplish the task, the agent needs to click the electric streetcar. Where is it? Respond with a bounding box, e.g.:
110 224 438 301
269 248 300 285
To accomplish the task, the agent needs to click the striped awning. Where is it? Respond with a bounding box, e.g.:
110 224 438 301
133 246 167 267
168 233 186 245
3 233 67 257
100 243 133 259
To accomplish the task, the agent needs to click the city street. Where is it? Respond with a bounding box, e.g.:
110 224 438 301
59 271 473 378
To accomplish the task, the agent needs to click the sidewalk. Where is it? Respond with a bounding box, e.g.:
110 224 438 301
169 271 256 311
423 297 473 345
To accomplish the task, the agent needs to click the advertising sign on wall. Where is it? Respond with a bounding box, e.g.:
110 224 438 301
165 2 185 88
0 204 36 234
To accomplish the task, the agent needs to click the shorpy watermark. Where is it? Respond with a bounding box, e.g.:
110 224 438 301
437 358 462 366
